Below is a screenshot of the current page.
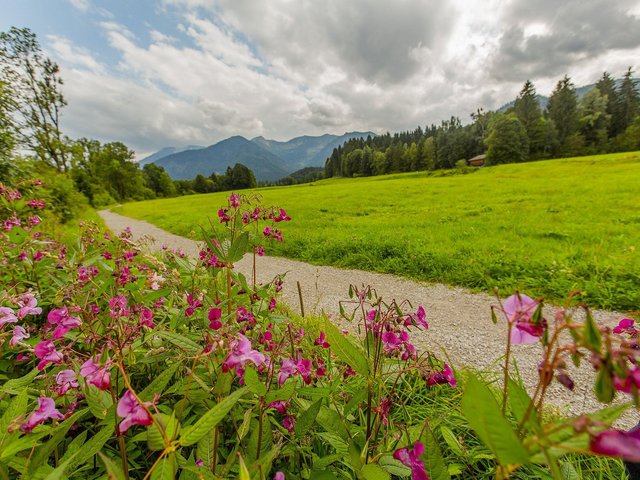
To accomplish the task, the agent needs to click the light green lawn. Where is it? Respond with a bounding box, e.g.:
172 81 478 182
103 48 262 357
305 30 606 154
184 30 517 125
115 151 640 311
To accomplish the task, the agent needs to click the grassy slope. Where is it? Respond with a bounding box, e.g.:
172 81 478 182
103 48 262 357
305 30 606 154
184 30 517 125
115 151 640 311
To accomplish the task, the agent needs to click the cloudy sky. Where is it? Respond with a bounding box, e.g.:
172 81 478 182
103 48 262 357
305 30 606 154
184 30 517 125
3 0 640 158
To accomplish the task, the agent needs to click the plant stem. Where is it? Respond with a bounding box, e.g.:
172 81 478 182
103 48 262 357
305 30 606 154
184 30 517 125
502 322 513 415
212 426 219 475
256 407 264 460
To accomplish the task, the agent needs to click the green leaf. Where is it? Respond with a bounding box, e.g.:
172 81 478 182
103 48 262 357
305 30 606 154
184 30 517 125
560 462 581 480
200 226 225 259
147 412 180 451
179 387 247 446
139 362 181 402
310 470 339 480
244 367 266 397
323 315 369 376
237 408 253 441
84 385 113 419
196 428 217 469
98 452 127 480
0 390 28 443
227 231 249 264
594 368 615 403
264 380 295 404
421 426 451 480
461 375 529 466
378 455 411 477
0 429 51 460
295 398 322 437
64 419 115 472
360 464 390 480
1 368 38 394
439 426 463 457
150 453 177 480
507 377 541 433
155 330 201 354
583 309 601 352
238 454 250 480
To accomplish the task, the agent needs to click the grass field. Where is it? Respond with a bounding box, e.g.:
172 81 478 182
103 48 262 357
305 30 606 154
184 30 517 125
115 151 640 311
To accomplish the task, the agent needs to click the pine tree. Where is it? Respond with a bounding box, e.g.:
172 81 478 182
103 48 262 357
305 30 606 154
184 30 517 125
546 75 580 154
595 71 620 137
616 67 640 133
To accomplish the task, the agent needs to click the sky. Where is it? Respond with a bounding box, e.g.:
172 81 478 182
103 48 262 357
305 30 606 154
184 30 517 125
2 0 640 159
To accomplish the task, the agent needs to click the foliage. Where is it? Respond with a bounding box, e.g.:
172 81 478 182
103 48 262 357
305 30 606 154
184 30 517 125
0 27 69 172
485 113 529 165
1 178 638 479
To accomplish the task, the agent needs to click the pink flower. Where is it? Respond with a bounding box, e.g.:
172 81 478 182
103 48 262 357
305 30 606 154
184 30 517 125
208 307 222 330
10 325 29 346
195 459 204 467
34 341 64 370
0 307 18 328
613 366 640 394
109 295 130 318
117 390 153 433
139 308 154 328
591 426 640 462
20 397 64 432
504 294 543 344
314 331 330 348
229 193 240 207
272 208 291 222
269 400 288 414
255 245 265 256
56 370 79 395
80 357 112 390
218 208 230 223
185 293 202 317
427 364 456 388
282 415 295 433
382 331 402 352
274 472 285 480
47 306 82 340
406 306 429 329
343 366 356 378
17 293 42 319
223 334 266 376
613 318 638 337
393 442 429 480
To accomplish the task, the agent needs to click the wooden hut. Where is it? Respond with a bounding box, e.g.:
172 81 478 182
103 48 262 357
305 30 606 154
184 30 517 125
467 154 486 167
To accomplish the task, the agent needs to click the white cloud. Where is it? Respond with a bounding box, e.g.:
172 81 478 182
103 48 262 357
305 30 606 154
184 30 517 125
68 0 90 12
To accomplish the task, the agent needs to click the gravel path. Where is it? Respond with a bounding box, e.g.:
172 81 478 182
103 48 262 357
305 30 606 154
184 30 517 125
99 209 637 427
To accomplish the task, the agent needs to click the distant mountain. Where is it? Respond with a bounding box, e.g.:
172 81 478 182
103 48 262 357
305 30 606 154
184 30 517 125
138 145 203 166
143 131 375 182
154 136 289 181
251 131 375 171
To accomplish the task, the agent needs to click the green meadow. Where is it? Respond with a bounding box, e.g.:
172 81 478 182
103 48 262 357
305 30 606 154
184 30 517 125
116 151 640 311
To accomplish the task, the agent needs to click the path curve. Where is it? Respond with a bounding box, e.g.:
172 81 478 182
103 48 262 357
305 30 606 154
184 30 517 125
98 209 637 425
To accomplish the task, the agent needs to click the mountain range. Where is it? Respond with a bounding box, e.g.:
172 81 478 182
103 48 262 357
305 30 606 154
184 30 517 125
140 131 374 181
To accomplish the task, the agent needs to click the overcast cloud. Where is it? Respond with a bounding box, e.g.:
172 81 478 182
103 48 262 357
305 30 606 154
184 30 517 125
2 0 639 158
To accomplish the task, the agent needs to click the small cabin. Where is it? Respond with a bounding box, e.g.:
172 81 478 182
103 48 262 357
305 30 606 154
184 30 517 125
467 154 486 167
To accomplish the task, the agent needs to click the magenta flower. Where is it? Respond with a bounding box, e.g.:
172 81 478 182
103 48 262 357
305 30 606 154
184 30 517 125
405 306 429 329
20 397 64 432
218 208 230 223
614 365 640 394
10 325 29 346
16 293 42 319
0 307 18 328
80 357 112 390
393 442 429 480
269 400 289 414
427 363 456 388
223 334 266 376
272 208 291 222
282 415 295 433
34 341 64 370
591 426 640 462
314 331 330 348
47 306 82 340
613 318 638 337
504 293 542 344
56 369 79 395
208 307 222 330
109 295 131 318
117 390 153 433
185 293 203 317
195 458 204 467
139 308 154 328
382 331 402 352
274 472 285 480
229 193 241 207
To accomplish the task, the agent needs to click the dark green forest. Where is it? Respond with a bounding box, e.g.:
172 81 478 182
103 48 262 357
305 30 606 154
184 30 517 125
324 73 640 178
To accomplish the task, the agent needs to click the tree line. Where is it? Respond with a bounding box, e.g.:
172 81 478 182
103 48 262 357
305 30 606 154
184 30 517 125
325 71 640 178
0 27 257 210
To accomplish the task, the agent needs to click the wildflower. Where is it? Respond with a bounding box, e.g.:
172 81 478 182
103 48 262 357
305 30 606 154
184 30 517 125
272 208 291 222
229 193 240 207
117 390 153 433
10 325 29 346
185 293 203 317
218 208 230 223
282 415 295 433
28 215 41 226
382 331 402 352
263 226 272 237
504 293 543 344
195 459 204 467
591 426 640 462
393 442 429 480
27 199 46 208
269 400 288 414
613 318 638 337
376 397 392 426
274 472 285 480
139 308 154 328
56 370 79 395
34 341 64 370
0 307 18 328
614 365 640 394
343 366 356 378
109 295 130 318
208 307 222 330
314 331 330 348
405 306 429 329
256 245 265 256
268 297 277 312
20 397 64 432
427 364 456 388
222 334 266 376
47 307 82 340
17 293 42 319
278 358 297 385
80 357 112 390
